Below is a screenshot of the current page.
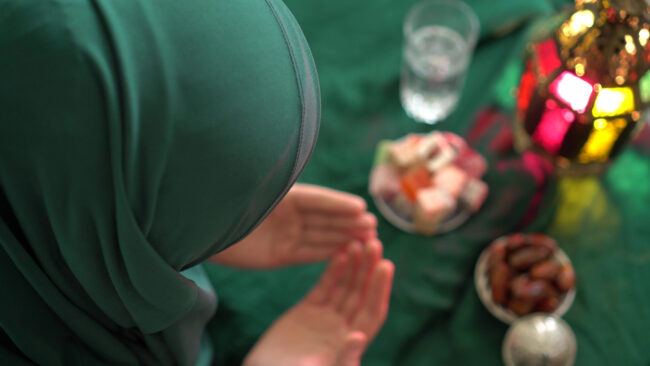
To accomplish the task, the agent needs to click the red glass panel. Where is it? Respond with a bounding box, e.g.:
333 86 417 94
517 61 538 114
534 39 562 78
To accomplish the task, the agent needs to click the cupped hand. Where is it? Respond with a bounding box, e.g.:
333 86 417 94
210 184 378 269
243 239 394 366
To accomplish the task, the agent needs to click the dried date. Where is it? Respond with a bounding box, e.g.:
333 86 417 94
535 296 560 313
508 246 552 270
490 262 510 305
556 264 576 291
530 260 561 280
507 298 535 316
511 277 553 303
505 233 526 252
488 241 507 270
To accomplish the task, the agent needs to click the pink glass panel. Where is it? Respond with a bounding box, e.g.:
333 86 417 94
532 99 575 154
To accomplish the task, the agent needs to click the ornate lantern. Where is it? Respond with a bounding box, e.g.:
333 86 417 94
514 0 650 175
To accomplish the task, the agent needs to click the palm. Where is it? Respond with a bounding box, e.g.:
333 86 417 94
244 241 394 366
212 184 377 268
249 193 303 260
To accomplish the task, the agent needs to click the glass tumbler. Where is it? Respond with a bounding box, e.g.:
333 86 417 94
400 0 479 124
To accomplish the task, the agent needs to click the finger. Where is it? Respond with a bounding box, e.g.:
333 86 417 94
335 332 367 366
340 239 382 319
293 184 367 214
305 252 348 305
347 228 378 241
352 260 394 340
371 238 384 259
289 244 343 264
365 260 394 319
303 228 358 246
302 212 377 231
329 242 363 309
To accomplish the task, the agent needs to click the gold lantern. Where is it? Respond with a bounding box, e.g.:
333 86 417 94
513 0 650 175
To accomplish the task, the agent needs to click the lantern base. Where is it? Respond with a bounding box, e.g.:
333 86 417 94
512 119 613 176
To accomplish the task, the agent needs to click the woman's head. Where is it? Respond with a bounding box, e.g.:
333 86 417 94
0 0 319 361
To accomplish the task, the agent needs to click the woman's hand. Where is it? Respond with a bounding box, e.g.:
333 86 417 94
243 240 394 366
210 184 377 269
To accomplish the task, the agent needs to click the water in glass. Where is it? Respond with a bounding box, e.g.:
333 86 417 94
400 25 469 124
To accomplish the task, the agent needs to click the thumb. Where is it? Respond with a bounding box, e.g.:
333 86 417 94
335 332 367 366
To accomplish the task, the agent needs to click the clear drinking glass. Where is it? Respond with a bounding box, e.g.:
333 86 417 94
400 0 479 124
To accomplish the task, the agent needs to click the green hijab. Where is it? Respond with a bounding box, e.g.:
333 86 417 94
0 0 319 364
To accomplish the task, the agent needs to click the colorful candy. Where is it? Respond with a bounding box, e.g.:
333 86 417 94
454 148 487 179
369 164 401 201
388 135 421 168
432 165 468 198
370 131 489 235
426 147 457 173
401 167 431 202
460 179 488 213
416 133 447 160
391 192 415 220
414 187 456 235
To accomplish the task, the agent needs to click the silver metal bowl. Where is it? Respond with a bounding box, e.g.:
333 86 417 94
474 236 576 324
503 314 577 366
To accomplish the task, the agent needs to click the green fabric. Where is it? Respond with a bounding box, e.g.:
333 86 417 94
0 0 318 365
204 0 650 365
179 266 214 366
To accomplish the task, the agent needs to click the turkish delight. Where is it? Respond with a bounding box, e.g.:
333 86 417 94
432 165 468 198
370 131 490 235
391 192 415 220
369 164 401 201
426 147 457 173
454 148 488 179
414 187 456 235
460 178 488 212
388 134 421 169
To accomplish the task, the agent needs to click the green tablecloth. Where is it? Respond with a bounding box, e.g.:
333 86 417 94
204 0 650 364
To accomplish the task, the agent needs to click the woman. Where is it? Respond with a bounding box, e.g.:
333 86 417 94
0 0 393 365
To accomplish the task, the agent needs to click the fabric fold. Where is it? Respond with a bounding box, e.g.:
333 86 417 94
0 0 320 364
